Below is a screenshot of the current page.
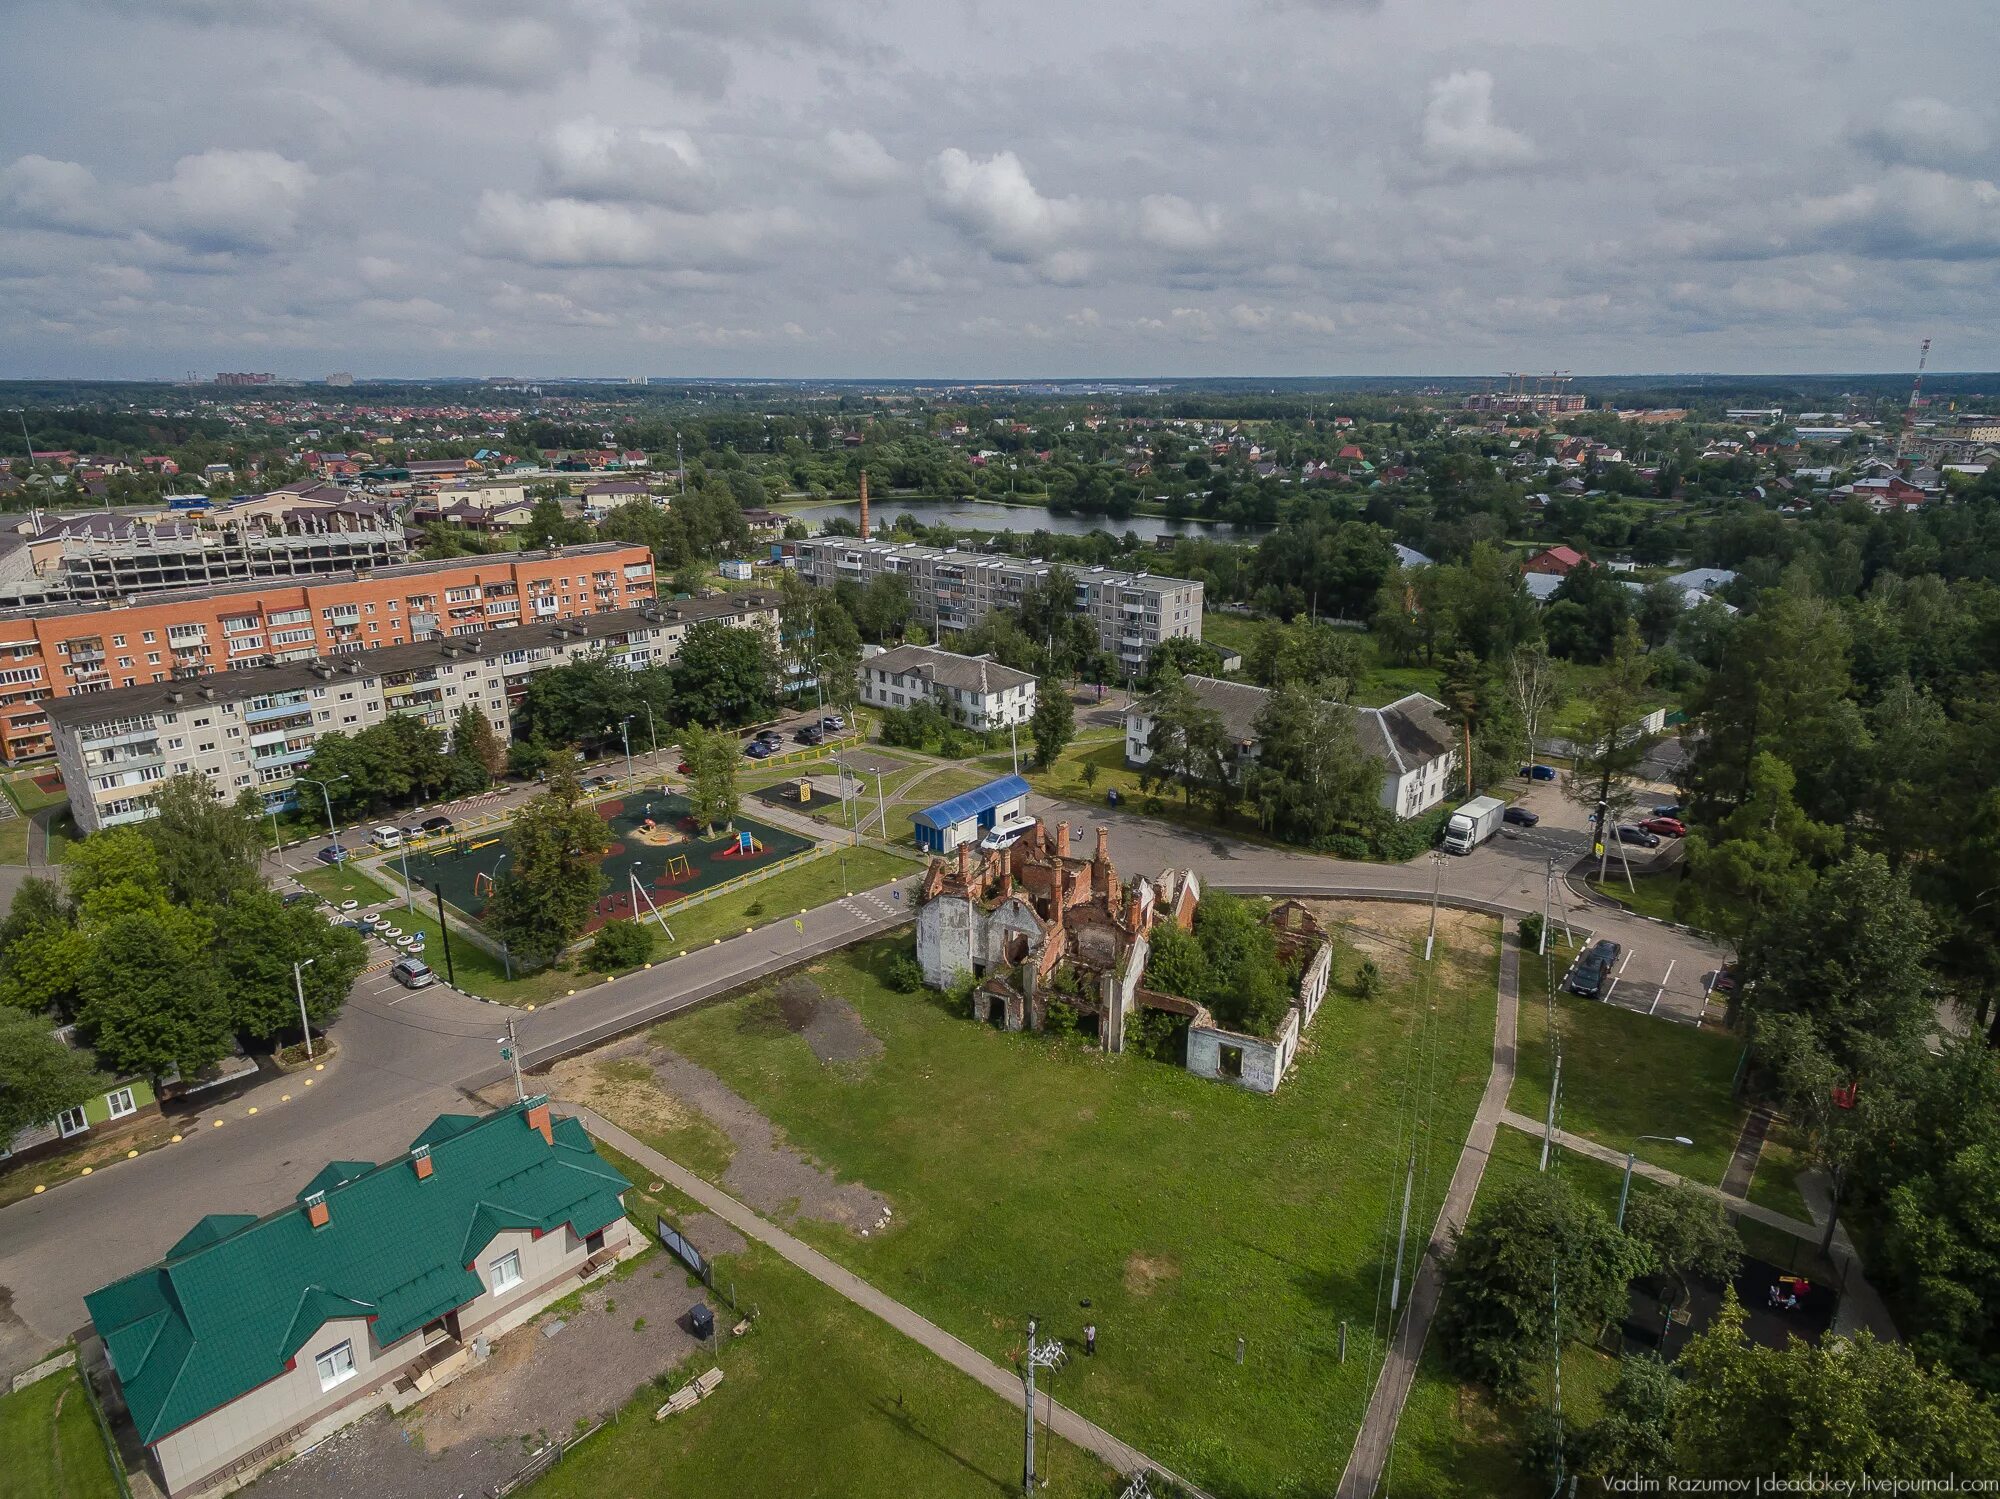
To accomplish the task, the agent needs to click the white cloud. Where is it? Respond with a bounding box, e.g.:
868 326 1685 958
925 148 1088 280
309 0 578 88
142 149 314 252
887 254 947 293
467 190 800 270
822 129 902 194
540 119 712 210
489 282 616 327
1138 194 1226 254
354 295 450 323
1417 69 1535 175
1849 97 1992 171
0 156 116 234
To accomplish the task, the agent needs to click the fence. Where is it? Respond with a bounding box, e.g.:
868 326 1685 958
79 1358 136 1499
488 1420 604 1498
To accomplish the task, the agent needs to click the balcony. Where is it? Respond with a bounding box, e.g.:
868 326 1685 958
251 744 316 768
245 698 311 724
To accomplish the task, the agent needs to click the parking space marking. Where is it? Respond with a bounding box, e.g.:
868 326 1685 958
1649 958 1676 1015
1602 945 1637 1005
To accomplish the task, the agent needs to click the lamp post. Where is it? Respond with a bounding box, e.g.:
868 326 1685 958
267 804 286 869
292 958 316 1061
297 774 347 851
641 700 659 766
608 717 634 783
1618 1134 1694 1228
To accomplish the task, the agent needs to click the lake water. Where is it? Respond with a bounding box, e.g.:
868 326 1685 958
775 498 1272 542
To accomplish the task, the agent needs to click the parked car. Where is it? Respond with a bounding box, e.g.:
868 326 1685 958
280 890 316 907
1567 939 1622 998
315 844 349 865
1502 806 1540 827
580 775 608 793
743 741 772 759
369 826 402 850
675 760 692 774
390 957 435 990
1520 764 1558 782
794 726 823 746
1640 815 1686 837
821 715 845 731
756 729 784 744
1713 962 1739 994
1652 804 1682 818
1615 824 1662 848
421 815 455 835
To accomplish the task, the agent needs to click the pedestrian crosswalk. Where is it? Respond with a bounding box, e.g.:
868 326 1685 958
844 886 908 922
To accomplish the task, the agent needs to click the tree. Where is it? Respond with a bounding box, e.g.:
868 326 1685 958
683 726 741 836
1436 651 1487 799
1438 1172 1644 1397
1672 1295 2000 1481
1623 1181 1741 1305
1244 684 1380 845
485 764 609 970
1140 675 1228 808
671 621 779 726
0 1007 105 1138
1505 645 1564 764
1030 682 1074 770
1573 1353 1677 1481
1140 636 1224 691
142 775 263 905
76 906 231 1077
1677 752 1843 946
451 704 506 782
213 890 368 1045
1563 621 1656 873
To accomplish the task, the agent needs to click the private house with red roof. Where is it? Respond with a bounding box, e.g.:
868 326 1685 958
85 1099 634 1497
1522 545 1588 576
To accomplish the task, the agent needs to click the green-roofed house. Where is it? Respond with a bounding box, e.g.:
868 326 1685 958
84 1098 634 1498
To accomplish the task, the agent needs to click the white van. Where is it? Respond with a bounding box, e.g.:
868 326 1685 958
369 826 403 850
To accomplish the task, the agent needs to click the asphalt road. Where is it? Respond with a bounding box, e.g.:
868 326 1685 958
0 782 1728 1377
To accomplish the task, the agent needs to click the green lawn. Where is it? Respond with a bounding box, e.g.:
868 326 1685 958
0 815 28 864
0 1364 123 1499
3 770 70 814
1587 871 1684 923
1743 1120 1814 1225
1351 661 1447 708
631 921 1500 1498
1511 984 1749 1190
531 1158 1114 1499
1198 608 1268 661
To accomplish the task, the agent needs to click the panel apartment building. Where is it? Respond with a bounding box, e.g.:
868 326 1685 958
48 592 780 833
787 537 1203 675
0 543 655 763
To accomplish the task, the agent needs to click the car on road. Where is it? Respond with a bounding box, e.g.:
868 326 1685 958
743 740 772 759
315 844 349 865
390 957 435 990
1502 806 1540 827
420 815 455 835
1567 939 1622 998
1640 815 1686 837
1614 824 1662 848
1520 764 1558 781
369 825 402 849
580 775 608 793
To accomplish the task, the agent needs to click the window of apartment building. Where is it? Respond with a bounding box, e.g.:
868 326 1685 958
57 1106 89 1138
489 1250 522 1294
315 1341 356 1392
112 635 126 647
147 653 160 665
339 691 354 701
342 714 358 726
117 657 133 669
198 742 216 753
166 737 184 750
142 631 157 643
105 1087 135 1120
227 726 242 738
193 716 210 727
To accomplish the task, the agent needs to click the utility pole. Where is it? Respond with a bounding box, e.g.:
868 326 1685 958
1021 1319 1065 1493
1389 1143 1417 1312
293 958 316 1060
499 1018 524 1102
1425 849 1446 962
429 882 457 986
399 841 414 913
1540 1050 1561 1170
1541 859 1554 956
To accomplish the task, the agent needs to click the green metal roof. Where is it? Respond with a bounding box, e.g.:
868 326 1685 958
86 1100 628 1445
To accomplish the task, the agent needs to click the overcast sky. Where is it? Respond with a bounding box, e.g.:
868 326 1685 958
3 0 1997 380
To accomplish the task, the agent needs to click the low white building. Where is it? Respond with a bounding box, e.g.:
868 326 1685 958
859 644 1037 729
1123 675 1457 821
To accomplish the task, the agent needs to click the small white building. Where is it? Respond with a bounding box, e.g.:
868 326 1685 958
859 644 1037 729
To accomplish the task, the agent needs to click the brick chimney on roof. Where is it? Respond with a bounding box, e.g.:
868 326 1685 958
1094 825 1115 898
1056 822 1071 861
412 1143 433 1180
304 1191 329 1229
525 1100 553 1145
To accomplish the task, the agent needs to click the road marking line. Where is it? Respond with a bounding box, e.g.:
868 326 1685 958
1649 958 1676 1015
1603 945 1637 1004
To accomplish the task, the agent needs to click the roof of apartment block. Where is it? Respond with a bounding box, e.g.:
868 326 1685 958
84 1099 629 1445
865 643 1035 694
43 592 777 729
0 541 650 623
796 536 1196 593
1136 676 1453 771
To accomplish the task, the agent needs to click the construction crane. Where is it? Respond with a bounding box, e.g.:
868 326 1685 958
1896 337 1932 463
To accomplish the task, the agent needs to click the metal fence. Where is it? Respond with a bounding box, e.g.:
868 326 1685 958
488 1420 604 1498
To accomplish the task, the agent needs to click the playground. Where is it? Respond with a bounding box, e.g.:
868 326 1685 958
401 792 816 934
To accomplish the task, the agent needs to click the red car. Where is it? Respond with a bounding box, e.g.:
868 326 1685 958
1641 815 1686 837
675 760 692 774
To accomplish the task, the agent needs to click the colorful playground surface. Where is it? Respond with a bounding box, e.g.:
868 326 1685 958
400 791 815 933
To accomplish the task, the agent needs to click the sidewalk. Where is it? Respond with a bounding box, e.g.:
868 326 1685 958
564 1104 1216 1499
1337 935 1522 1499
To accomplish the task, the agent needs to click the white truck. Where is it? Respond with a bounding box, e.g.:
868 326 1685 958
1442 795 1505 854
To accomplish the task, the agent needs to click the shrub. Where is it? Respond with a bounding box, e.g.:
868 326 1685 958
583 918 653 972
885 952 925 992
1518 913 1545 951
1354 959 1383 1000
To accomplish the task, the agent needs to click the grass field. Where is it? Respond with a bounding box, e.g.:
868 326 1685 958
1587 871 1685 923
0 1364 123 1499
629 917 1500 1499
0 815 28 863
3 770 70 814
530 1157 1114 1499
1510 983 1748 1189
1197 608 1267 659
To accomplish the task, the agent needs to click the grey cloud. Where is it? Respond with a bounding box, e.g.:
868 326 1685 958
1849 97 1992 171
539 120 715 210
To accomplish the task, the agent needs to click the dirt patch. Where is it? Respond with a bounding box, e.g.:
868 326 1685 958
1301 899 1494 987
679 1211 748 1259
646 1047 891 1234
745 975 884 1065
540 1043 720 1143
1123 1252 1181 1297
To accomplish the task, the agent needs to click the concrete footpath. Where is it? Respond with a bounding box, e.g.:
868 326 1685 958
565 1104 1216 1499
1336 935 1522 1499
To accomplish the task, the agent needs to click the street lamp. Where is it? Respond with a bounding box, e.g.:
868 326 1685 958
640 701 659 765
292 958 316 1061
607 717 634 783
297 774 348 851
1618 1134 1694 1228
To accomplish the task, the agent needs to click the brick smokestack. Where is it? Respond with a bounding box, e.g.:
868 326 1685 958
1056 821 1071 861
957 841 971 879
858 469 870 539
1094 825 1114 897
